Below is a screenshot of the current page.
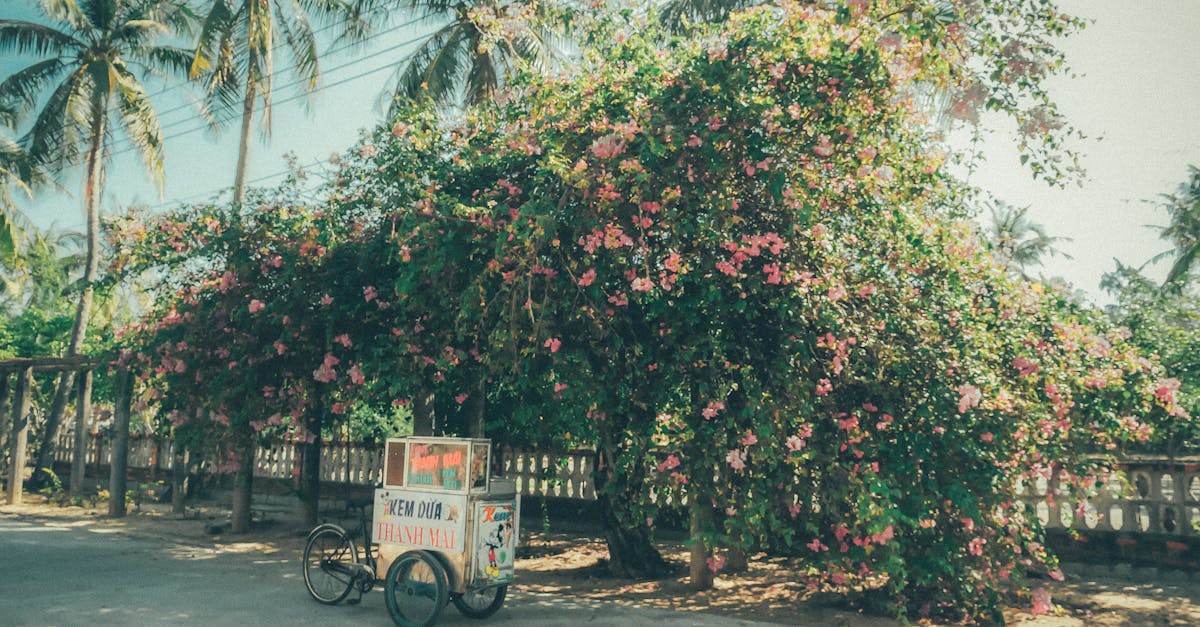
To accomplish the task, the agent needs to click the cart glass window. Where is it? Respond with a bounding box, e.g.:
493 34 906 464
385 440 406 487
470 442 489 490
407 441 470 491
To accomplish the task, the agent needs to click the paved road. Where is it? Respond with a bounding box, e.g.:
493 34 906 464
0 517 771 626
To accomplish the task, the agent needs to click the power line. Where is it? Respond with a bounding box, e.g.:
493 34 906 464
146 14 427 128
106 28 430 162
139 2 407 105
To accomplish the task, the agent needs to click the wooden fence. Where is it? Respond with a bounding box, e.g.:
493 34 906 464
43 429 1200 545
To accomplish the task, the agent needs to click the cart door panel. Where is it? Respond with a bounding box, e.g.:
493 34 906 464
470 500 518 586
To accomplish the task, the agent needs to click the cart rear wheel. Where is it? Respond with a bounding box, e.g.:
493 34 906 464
452 584 507 619
302 524 359 605
385 550 449 627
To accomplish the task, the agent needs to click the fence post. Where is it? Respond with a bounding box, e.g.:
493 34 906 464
6 367 33 505
108 370 132 517
70 369 92 496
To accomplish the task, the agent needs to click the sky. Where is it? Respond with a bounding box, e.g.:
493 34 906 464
13 1 1200 307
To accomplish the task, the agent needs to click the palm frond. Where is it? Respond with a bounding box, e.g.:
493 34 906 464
386 21 466 114
111 64 165 190
0 20 81 56
40 0 95 32
0 58 70 119
81 0 119 32
274 1 320 93
23 70 91 172
191 0 238 78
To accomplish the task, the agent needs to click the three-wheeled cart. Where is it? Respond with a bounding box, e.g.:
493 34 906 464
303 437 519 627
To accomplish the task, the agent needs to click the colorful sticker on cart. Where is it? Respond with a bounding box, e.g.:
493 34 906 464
472 502 517 584
373 488 468 553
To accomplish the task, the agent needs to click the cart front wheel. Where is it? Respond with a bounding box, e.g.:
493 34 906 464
303 524 360 605
385 550 449 627
452 584 507 619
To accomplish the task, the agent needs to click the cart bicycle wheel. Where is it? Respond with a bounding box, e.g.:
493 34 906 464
385 550 449 627
303 524 359 605
452 584 507 619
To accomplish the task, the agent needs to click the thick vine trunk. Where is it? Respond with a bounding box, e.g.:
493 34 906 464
300 408 323 527
689 493 715 590
412 391 434 436
594 450 675 579
31 105 104 490
171 440 188 514
230 439 255 533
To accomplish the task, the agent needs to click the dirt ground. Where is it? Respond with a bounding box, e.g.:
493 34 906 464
4 496 1200 626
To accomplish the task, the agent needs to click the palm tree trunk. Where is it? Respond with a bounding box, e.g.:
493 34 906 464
231 80 257 206
31 102 105 488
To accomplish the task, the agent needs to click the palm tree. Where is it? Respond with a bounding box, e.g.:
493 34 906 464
986 202 1072 275
190 0 383 206
1148 165 1200 291
385 0 564 112
0 0 197 484
658 0 756 33
0 134 37 261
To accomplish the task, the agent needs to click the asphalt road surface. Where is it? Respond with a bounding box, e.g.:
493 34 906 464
0 517 771 626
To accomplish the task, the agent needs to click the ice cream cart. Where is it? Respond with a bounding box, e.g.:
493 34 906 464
302 436 519 627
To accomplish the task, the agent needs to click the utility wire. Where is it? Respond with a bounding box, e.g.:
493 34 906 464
146 14 427 128
106 28 429 162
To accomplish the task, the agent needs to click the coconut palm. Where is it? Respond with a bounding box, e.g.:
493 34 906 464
385 0 564 112
190 0 384 206
1148 165 1200 292
0 0 197 484
986 202 1071 275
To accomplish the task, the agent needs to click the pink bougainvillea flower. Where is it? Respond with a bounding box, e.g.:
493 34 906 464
786 435 805 451
968 536 986 556
334 334 353 348
219 271 237 292
830 573 847 585
248 299 265 313
273 341 287 355
319 294 333 306
658 454 680 472
554 382 568 392
590 133 625 159
363 285 378 302
630 276 654 292
701 401 725 419
1012 356 1039 376
706 554 726 574
789 503 801 518
331 402 348 414
577 268 597 286
741 432 758 446
816 378 833 396
981 432 994 443
725 449 746 470
544 337 562 353
1031 587 1053 615
957 383 982 413
455 393 469 404
349 364 365 385
813 135 834 157
806 538 827 552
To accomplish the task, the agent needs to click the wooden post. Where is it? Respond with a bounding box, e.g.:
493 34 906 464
7 367 33 505
0 373 11 483
70 369 92 496
108 370 132 517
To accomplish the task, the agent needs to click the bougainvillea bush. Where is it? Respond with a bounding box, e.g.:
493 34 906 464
111 1 1190 622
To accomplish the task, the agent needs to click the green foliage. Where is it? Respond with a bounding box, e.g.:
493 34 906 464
107 2 1192 623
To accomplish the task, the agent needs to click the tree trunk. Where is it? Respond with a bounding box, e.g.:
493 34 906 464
231 80 258 206
69 369 92 496
594 450 675 579
300 408 323 527
412 390 434 436
31 106 104 490
467 381 486 438
689 493 715 590
108 370 132 518
171 440 188 514
230 438 255 533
